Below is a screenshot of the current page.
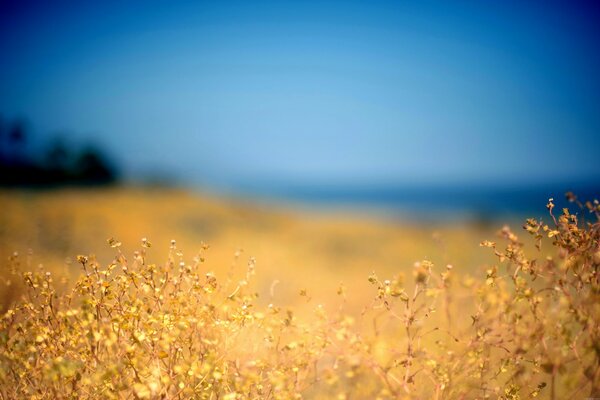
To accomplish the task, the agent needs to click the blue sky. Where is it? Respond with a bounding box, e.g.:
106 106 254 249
1 0 599 189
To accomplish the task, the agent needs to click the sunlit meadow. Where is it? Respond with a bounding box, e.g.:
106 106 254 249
2 2 600 399
0 188 598 399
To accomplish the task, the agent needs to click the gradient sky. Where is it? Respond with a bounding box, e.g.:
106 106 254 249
1 0 599 190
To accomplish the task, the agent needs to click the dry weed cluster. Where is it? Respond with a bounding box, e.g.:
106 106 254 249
0 195 598 399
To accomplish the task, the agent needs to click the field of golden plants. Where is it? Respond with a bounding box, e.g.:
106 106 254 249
0 188 598 399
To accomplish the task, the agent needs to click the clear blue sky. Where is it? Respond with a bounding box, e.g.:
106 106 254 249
1 0 599 189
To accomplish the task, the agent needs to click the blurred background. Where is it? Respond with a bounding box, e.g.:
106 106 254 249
0 1 599 305
1 0 600 213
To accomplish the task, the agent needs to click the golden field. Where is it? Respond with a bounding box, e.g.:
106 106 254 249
0 187 598 399
0 187 498 310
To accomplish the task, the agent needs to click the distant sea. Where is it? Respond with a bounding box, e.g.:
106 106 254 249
225 180 600 222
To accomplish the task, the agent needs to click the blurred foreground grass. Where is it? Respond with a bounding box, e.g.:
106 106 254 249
0 187 597 399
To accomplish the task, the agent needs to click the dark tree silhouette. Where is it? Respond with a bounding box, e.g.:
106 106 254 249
45 138 70 170
74 146 117 184
0 117 119 187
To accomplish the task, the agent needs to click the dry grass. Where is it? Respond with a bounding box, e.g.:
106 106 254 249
0 188 598 399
